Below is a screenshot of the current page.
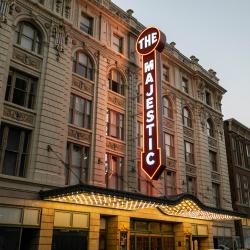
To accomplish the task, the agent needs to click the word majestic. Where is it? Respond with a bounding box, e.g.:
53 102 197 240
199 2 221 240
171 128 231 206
136 27 166 180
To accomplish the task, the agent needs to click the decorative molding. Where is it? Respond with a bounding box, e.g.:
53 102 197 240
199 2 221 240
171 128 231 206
186 164 196 175
72 76 94 96
68 126 91 143
183 126 194 138
163 117 174 130
106 139 125 153
211 172 220 182
166 158 176 169
12 46 42 70
3 105 34 125
208 136 217 148
108 91 125 109
0 0 13 26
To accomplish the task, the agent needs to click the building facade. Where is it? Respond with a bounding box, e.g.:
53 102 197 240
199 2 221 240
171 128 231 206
224 119 250 248
0 0 241 249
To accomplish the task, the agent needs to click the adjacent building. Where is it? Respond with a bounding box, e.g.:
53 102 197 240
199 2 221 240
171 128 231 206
224 118 250 248
0 0 242 249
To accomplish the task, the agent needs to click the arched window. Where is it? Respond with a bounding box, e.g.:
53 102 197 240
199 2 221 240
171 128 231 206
73 51 94 81
206 118 214 137
15 21 42 54
182 107 192 128
108 70 125 95
163 96 173 119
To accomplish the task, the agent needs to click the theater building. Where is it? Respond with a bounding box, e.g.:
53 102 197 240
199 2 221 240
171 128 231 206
224 119 250 248
0 0 243 249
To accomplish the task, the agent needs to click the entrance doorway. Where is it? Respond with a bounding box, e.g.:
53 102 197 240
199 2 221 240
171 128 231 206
192 237 200 250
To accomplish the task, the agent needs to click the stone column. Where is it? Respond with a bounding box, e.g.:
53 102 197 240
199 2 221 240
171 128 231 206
38 208 54 250
199 223 214 249
174 222 192 250
88 212 101 250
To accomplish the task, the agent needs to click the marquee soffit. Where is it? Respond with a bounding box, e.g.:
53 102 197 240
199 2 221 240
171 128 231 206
40 184 245 221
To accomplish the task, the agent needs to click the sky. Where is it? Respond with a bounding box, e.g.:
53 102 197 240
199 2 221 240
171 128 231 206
112 0 250 127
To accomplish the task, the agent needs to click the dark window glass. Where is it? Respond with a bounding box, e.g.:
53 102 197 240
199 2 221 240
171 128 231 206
15 21 42 54
209 151 217 172
80 14 93 35
205 90 212 106
212 183 220 208
137 121 143 148
73 51 93 80
164 133 174 158
105 153 123 190
182 77 189 93
5 71 37 109
184 141 194 164
69 94 92 129
164 170 176 196
163 97 173 119
65 143 89 185
113 34 123 53
0 124 30 177
108 70 125 95
106 109 124 140
182 107 192 128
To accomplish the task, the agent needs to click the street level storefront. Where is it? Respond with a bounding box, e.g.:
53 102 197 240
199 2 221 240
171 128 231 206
0 184 245 250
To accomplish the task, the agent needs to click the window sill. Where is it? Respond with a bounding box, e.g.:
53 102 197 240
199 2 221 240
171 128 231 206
13 44 43 60
4 101 37 115
72 72 95 85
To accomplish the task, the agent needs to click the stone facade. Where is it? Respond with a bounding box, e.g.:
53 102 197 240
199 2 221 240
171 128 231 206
0 0 235 249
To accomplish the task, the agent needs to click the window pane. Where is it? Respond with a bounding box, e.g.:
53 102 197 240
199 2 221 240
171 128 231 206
2 151 18 175
22 24 35 39
72 145 81 167
20 37 33 51
6 128 21 151
15 76 27 90
78 53 87 65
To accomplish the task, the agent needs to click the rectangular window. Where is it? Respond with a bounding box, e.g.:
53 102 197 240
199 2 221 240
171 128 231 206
137 121 143 148
205 90 212 106
0 123 30 177
105 153 123 190
209 151 217 172
182 77 189 94
113 34 123 53
106 109 124 140
186 176 196 195
231 137 238 165
164 170 176 196
239 141 246 168
212 183 220 208
80 13 93 35
163 65 169 82
5 70 37 109
164 133 174 158
69 94 92 129
184 141 194 164
65 143 89 185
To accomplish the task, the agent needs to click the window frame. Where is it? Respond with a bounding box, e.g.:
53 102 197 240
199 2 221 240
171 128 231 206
186 176 196 195
108 70 125 96
209 150 217 172
113 33 123 54
181 77 189 94
80 13 94 36
65 142 89 185
163 96 173 119
206 119 214 137
212 183 221 208
5 70 37 109
205 90 212 106
0 124 30 177
106 109 124 140
182 107 192 128
73 51 94 81
162 65 170 82
105 153 124 190
184 141 194 164
15 21 42 54
164 133 175 158
69 94 92 129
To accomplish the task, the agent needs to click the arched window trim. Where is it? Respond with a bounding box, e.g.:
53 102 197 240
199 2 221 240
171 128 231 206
15 21 42 54
182 107 192 128
73 51 94 81
108 69 125 96
163 96 173 119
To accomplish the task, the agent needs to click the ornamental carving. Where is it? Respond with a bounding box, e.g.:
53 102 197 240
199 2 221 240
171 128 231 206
68 127 91 143
211 172 220 182
163 117 174 130
166 158 176 169
108 92 125 109
197 80 205 101
208 137 217 148
106 139 125 153
72 77 94 95
183 126 193 138
0 0 14 26
3 106 34 125
13 47 42 70
186 164 196 175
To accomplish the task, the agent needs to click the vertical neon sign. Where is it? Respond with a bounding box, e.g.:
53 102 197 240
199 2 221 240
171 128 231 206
136 27 166 180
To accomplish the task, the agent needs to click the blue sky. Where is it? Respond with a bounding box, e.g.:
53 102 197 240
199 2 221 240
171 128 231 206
112 0 250 127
